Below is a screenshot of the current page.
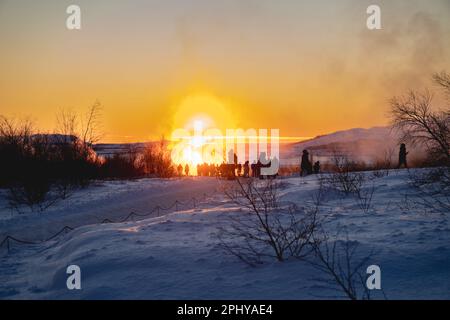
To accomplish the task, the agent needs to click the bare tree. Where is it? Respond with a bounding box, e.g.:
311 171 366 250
154 137 175 178
56 108 77 141
390 72 450 214
55 101 102 146
433 71 450 98
0 116 34 149
81 100 103 145
0 121 62 212
390 74 450 163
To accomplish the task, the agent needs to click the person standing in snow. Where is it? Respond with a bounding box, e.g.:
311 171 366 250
301 149 312 176
243 161 250 177
251 161 256 177
398 143 408 168
177 164 183 176
313 161 321 174
185 164 190 176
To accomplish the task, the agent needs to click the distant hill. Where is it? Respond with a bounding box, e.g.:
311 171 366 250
93 127 425 165
280 126 424 166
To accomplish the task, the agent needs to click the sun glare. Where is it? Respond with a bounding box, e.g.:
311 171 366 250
169 94 239 174
171 94 237 132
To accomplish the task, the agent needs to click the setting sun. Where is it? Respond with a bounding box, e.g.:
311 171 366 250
169 94 242 173
171 94 238 133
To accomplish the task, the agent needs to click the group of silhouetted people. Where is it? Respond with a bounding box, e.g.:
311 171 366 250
177 144 410 179
174 151 279 179
177 163 190 177
193 157 278 180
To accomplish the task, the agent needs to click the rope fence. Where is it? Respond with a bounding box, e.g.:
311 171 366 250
0 190 217 255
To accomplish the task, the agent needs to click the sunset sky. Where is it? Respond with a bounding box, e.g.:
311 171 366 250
1 0 449 142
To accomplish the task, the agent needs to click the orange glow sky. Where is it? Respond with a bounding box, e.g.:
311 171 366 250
1 0 449 142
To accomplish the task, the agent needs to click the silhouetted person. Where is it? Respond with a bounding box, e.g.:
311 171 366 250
313 161 320 174
256 160 262 178
185 164 190 176
398 143 408 168
251 161 256 177
177 164 183 176
258 152 271 179
243 161 250 178
220 162 226 177
301 150 312 176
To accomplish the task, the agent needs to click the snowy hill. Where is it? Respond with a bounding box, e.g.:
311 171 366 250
280 126 424 166
295 127 393 148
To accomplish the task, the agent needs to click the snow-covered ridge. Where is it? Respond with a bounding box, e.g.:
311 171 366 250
292 126 393 148
280 126 424 165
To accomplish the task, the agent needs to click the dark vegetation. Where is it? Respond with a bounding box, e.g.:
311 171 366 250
0 103 175 212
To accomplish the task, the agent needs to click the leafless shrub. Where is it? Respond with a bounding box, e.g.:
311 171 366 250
54 179 75 200
217 178 319 266
371 148 394 178
277 165 300 177
6 183 62 213
370 170 387 179
0 103 103 213
407 167 450 214
153 138 176 178
356 183 376 214
4 133 77 212
320 154 366 195
310 227 378 300
138 138 176 178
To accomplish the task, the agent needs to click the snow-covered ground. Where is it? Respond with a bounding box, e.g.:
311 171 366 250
0 177 220 241
0 170 449 299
